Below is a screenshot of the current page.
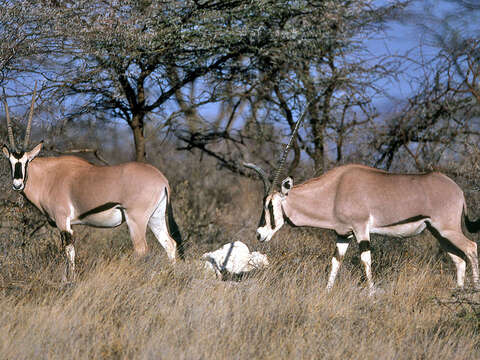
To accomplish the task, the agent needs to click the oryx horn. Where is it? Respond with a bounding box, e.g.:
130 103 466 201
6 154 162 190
3 89 16 151
270 102 309 193
23 81 37 149
244 162 270 195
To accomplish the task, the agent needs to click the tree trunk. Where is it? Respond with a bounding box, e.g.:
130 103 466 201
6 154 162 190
131 113 146 162
308 101 326 173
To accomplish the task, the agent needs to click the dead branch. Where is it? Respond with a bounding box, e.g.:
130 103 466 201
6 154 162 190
61 148 110 165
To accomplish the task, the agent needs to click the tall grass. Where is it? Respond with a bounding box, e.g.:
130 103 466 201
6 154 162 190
0 238 479 359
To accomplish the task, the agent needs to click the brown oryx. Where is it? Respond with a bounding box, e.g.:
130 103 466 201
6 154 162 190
245 121 480 296
2 87 183 281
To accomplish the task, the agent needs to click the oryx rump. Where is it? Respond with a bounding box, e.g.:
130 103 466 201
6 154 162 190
2 88 182 281
246 163 480 294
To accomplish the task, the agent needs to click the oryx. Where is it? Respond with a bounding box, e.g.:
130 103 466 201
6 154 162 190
2 86 183 281
245 121 480 295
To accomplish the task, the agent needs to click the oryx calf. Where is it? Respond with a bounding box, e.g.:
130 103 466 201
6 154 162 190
2 90 182 281
246 163 480 295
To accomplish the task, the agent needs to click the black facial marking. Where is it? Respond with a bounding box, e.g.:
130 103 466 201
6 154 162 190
258 196 267 227
268 200 275 229
13 162 23 179
258 208 266 228
284 182 291 189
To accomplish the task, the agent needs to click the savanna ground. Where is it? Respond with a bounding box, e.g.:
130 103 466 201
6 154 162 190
0 150 480 359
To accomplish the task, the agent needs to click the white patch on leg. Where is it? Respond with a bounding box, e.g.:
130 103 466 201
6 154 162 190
66 244 75 268
337 242 349 257
457 262 466 288
326 241 350 291
360 249 371 264
447 253 466 288
65 244 76 281
360 250 375 296
326 257 341 291
65 204 75 234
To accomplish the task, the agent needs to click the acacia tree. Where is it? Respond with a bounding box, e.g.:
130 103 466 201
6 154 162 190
6 0 408 169
174 0 407 176
0 1 49 84
374 0 480 171
37 0 385 163
36 0 252 161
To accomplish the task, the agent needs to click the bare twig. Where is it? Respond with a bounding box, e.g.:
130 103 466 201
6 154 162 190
62 148 110 165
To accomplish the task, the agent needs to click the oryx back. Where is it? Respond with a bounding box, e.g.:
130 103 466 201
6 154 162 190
24 157 166 228
284 165 466 237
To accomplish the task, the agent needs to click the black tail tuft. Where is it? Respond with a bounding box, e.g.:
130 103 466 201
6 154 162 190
166 190 185 260
465 214 480 233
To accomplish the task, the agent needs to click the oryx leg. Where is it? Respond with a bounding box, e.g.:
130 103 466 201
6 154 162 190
326 234 351 291
353 225 375 296
446 252 467 288
125 211 149 256
61 231 76 282
58 213 76 282
431 226 479 289
148 198 177 263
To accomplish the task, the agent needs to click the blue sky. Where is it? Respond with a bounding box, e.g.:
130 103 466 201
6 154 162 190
369 0 479 101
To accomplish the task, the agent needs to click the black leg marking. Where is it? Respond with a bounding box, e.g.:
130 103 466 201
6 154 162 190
61 231 74 247
60 231 76 282
359 240 370 253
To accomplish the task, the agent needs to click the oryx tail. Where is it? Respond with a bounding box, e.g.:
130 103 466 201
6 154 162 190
463 200 480 233
165 188 184 259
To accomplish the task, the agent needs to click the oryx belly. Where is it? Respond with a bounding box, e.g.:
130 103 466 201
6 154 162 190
72 203 125 228
370 218 429 238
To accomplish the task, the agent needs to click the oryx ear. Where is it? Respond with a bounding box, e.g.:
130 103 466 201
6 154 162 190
27 141 43 161
2 145 10 158
281 177 293 195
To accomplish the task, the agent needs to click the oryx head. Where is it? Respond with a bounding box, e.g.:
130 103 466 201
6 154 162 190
2 83 41 191
245 103 308 242
254 171 293 242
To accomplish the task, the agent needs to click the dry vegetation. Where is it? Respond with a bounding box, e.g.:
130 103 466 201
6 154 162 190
0 151 480 359
0 1 479 358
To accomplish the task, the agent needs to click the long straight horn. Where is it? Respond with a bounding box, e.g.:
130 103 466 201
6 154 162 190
244 163 270 196
23 81 37 150
270 103 309 193
3 90 16 151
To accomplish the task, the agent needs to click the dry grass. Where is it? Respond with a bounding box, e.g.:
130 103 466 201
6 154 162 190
1 222 480 359
0 156 480 359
